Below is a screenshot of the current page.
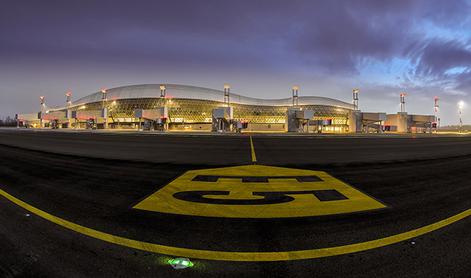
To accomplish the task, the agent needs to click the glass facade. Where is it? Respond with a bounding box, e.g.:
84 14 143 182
68 97 351 131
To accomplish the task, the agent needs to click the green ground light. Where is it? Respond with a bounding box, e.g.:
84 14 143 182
168 258 194 269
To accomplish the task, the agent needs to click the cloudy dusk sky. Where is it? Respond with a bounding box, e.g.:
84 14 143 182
1 0 470 125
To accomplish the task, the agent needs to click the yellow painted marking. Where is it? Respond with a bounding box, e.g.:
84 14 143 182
249 135 257 163
0 188 469 261
134 165 386 218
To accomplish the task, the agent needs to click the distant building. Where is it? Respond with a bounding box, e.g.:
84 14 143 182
17 84 435 133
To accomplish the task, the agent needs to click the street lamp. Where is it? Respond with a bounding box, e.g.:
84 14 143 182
433 96 439 131
65 91 72 128
101 88 108 108
434 96 439 113
66 91 72 106
39 96 46 112
400 93 406 113
292 86 299 106
101 88 108 129
224 84 231 106
39 96 45 128
352 88 359 110
101 88 107 100
458 100 465 133
160 85 166 98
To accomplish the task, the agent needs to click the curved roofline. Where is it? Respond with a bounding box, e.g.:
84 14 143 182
49 84 354 111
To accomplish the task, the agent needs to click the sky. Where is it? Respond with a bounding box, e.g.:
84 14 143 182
0 0 470 125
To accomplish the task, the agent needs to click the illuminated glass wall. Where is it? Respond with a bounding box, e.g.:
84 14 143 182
68 98 351 130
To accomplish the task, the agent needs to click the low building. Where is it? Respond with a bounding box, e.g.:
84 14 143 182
385 113 436 133
17 84 436 133
23 84 355 133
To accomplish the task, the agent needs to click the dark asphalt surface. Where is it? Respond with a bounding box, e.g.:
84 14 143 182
0 129 470 277
2 129 471 165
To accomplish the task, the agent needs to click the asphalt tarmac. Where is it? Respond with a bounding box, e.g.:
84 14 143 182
0 129 470 277
2 128 471 165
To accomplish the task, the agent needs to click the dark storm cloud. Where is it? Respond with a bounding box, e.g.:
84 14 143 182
419 0 471 26
290 1 419 73
291 0 471 75
0 0 469 73
455 71 471 91
404 37 471 99
0 1 297 68
409 39 471 77
1 0 471 123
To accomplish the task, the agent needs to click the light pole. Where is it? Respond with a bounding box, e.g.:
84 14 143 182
434 96 439 131
101 88 107 129
400 93 406 113
40 96 45 108
66 91 72 128
160 85 167 131
352 88 359 110
160 85 166 98
292 86 299 106
101 88 107 102
224 84 231 106
39 96 45 128
66 91 72 106
458 100 464 133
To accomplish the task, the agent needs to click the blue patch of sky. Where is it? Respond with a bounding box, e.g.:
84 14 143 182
444 66 470 75
357 57 416 86
420 20 471 43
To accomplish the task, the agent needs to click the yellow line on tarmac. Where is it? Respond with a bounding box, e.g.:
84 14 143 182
1 188 470 261
249 135 257 163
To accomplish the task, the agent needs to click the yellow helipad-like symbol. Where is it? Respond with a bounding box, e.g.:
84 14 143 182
134 165 386 218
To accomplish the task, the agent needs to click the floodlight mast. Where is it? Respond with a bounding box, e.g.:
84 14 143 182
160 85 166 98
434 96 439 113
66 91 72 106
39 96 46 128
292 86 299 106
353 88 359 110
101 88 108 129
434 96 439 130
65 91 72 128
101 88 107 101
159 85 168 131
400 93 406 113
224 83 230 106
458 101 464 133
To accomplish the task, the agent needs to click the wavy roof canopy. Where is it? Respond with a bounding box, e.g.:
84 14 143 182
61 84 354 110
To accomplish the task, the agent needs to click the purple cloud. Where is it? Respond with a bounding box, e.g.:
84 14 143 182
0 0 470 124
410 39 471 77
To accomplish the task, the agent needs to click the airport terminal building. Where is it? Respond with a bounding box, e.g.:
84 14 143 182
17 84 436 133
